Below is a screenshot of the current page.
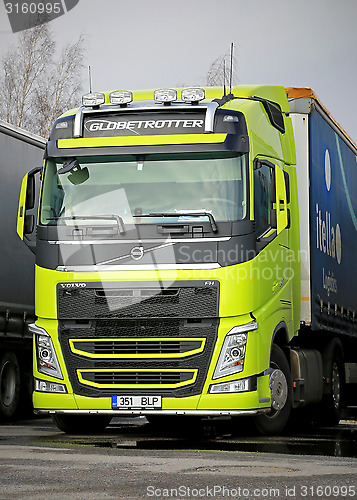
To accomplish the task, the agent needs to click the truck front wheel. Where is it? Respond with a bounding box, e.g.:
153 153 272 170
254 344 292 435
52 414 112 434
0 351 21 420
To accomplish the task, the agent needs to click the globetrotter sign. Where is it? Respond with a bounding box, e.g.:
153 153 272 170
83 114 206 137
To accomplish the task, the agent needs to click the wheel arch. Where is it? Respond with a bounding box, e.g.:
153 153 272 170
271 320 290 348
268 322 291 370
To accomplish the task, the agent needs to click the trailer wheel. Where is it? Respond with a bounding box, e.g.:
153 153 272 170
254 344 292 435
17 354 34 418
319 350 344 425
0 352 21 420
51 414 112 434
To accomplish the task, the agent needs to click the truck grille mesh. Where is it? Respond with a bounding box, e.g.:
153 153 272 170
58 281 219 398
57 281 218 319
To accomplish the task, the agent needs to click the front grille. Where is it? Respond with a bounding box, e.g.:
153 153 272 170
78 370 196 387
70 339 204 356
58 281 219 398
59 318 218 398
57 280 219 319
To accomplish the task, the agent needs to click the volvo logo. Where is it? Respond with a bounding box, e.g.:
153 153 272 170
130 246 144 260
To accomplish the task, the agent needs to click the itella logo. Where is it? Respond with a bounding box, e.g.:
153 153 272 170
316 148 342 265
4 0 80 33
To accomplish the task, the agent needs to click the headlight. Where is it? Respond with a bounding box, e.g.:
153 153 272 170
213 322 258 379
30 324 63 380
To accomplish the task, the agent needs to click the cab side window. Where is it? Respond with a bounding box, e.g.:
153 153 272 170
254 163 272 237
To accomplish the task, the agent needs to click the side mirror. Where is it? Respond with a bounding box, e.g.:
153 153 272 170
24 214 35 234
17 166 41 250
25 173 36 210
58 158 89 185
68 166 89 185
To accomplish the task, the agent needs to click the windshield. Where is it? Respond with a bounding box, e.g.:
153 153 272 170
40 153 247 226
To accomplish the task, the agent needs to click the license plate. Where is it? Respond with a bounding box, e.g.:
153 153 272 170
112 395 162 409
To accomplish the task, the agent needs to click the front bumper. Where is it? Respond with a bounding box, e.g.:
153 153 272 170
33 373 271 415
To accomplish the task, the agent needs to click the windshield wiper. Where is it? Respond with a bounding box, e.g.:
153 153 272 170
134 211 218 233
47 215 125 235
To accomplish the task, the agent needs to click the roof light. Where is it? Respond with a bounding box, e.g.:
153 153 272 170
55 121 68 129
110 90 133 105
82 92 105 107
223 114 239 122
181 88 205 103
154 89 177 103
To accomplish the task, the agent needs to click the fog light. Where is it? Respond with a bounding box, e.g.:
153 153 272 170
82 92 105 107
154 89 177 103
35 379 67 393
110 90 133 105
181 87 205 103
209 378 249 393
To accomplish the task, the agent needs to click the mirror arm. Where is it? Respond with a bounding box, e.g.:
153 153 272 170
28 166 42 176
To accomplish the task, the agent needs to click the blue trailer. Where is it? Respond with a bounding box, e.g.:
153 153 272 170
288 88 357 420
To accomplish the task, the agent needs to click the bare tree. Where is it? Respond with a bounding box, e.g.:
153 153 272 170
206 46 239 88
0 24 85 137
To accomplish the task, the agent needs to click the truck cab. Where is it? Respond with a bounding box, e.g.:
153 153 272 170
17 85 304 434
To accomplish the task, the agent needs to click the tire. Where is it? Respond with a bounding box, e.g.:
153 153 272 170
318 350 344 425
0 351 21 421
17 354 34 419
254 344 292 435
52 414 112 434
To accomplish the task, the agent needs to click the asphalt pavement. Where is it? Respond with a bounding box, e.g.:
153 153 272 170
0 417 356 500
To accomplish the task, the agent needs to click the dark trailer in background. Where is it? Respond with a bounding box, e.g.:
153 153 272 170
0 120 45 420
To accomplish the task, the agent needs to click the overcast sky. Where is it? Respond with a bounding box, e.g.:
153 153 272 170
1 0 357 142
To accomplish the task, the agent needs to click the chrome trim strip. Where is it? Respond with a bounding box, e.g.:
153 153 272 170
56 263 221 272
95 241 174 266
73 106 85 138
48 237 231 245
204 102 219 133
36 409 267 416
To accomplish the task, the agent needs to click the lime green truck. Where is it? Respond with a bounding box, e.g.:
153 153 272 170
17 85 357 434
